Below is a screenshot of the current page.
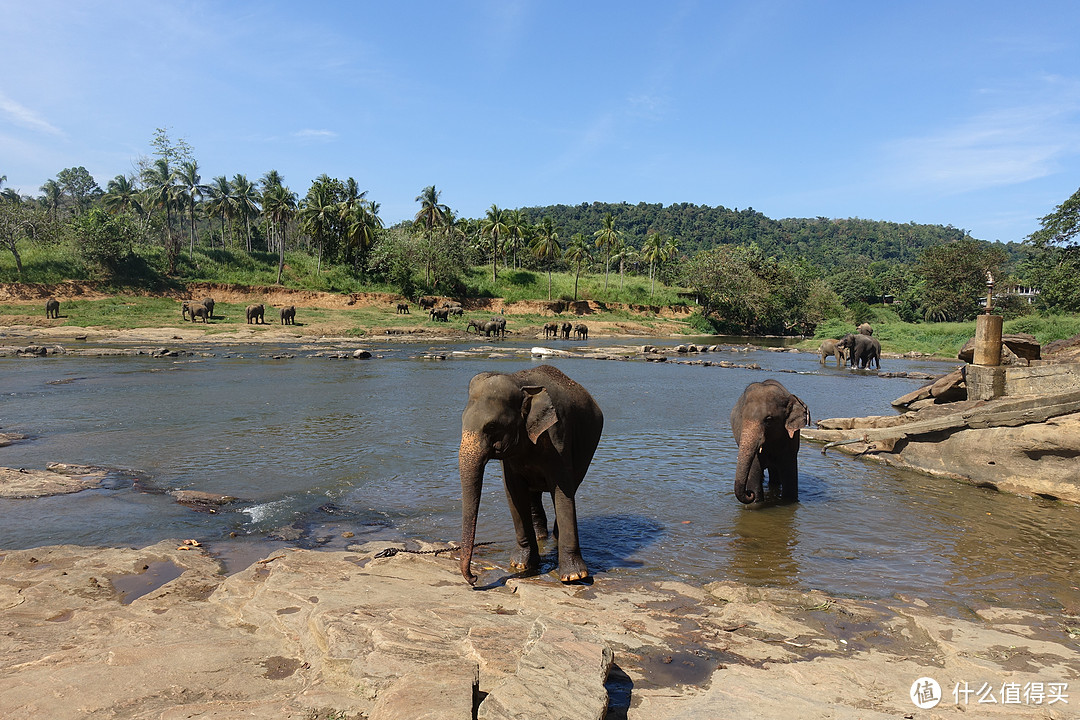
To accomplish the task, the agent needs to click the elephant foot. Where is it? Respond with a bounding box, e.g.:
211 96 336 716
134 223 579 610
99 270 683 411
558 555 589 583
509 547 540 572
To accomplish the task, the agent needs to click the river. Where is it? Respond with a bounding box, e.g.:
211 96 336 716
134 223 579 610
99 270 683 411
2 336 1078 616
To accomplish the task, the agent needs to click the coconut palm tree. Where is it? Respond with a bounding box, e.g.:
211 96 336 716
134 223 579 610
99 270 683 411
39 179 63 223
176 160 207 257
206 176 233 249
481 204 509 283
564 233 592 301
642 232 667 296
262 183 297 284
141 159 180 270
103 175 143 217
506 209 531 269
531 216 562 300
260 170 285 255
414 186 448 285
232 174 259 253
300 176 340 275
593 212 620 293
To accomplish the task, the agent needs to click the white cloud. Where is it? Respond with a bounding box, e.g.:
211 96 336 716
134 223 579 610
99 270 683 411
883 86 1080 195
293 129 338 141
0 91 64 137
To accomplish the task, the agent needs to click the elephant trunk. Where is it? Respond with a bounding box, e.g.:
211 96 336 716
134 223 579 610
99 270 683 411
734 421 765 504
458 430 489 585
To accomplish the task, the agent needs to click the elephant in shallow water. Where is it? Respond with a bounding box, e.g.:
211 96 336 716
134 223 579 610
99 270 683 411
458 365 604 585
561 322 572 340
818 339 846 367
574 323 588 340
730 379 809 505
838 333 880 369
543 322 559 339
45 298 60 318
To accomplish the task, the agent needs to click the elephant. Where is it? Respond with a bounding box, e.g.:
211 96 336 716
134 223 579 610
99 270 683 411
458 365 604 585
430 307 450 322
483 320 504 338
45 298 60 318
419 297 436 311
448 306 464 317
487 317 507 339
543 322 559 339
818 338 846 367
188 303 210 323
467 319 484 334
838 333 880 369
280 305 296 325
396 302 410 314
200 297 215 318
246 304 265 324
561 322 572 340
574 323 588 340
857 322 873 336
731 379 810 505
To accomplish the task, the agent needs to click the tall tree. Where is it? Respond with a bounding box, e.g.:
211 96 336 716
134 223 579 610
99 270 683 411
232 174 259 253
531 216 562 300
206 176 233 249
176 160 207 256
916 237 1006 321
39 180 63 222
481 204 509 282
55 166 102 216
140 159 180 272
414 185 449 285
593 212 620 292
642 232 667 296
564 233 592 301
261 183 297 284
300 175 343 274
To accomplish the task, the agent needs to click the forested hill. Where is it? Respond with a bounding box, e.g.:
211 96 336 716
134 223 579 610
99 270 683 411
519 201 1007 269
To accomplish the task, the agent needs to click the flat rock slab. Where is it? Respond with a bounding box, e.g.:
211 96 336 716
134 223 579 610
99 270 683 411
1 541 1077 719
0 465 104 498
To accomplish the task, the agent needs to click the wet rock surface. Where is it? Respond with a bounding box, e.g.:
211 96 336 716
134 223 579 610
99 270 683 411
0 541 1077 719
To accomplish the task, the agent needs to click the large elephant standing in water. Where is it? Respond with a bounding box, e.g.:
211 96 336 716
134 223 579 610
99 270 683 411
458 365 604 585
730 379 809 505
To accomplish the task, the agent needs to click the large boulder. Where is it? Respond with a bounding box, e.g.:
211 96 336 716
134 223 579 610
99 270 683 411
957 333 1040 363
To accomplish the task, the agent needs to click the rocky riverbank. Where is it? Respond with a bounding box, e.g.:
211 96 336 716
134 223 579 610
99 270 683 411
2 539 1078 719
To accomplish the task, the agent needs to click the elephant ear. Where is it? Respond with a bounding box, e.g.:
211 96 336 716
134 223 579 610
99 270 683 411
521 386 559 446
785 395 810 438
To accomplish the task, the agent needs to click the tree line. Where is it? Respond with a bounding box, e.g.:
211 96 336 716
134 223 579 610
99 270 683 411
2 128 1077 334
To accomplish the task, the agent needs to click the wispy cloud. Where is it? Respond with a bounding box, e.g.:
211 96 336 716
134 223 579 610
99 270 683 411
0 91 64 137
292 129 338 142
883 84 1080 194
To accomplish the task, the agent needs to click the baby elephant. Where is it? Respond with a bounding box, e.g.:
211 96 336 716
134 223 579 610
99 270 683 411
280 305 296 325
246 304 265 324
45 298 60 318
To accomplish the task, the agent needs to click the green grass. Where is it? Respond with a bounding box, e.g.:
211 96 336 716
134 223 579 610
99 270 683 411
462 266 687 306
802 312 1080 357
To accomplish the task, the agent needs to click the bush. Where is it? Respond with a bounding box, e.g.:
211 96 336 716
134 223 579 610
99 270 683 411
74 209 138 278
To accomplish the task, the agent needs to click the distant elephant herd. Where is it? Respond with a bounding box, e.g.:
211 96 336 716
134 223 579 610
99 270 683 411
818 322 880 370
177 298 296 325
542 321 589 340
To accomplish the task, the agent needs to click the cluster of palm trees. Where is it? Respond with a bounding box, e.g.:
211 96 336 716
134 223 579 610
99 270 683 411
413 190 679 299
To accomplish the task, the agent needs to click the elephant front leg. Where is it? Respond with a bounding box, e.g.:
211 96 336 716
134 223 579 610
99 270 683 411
502 470 541 573
552 485 588 582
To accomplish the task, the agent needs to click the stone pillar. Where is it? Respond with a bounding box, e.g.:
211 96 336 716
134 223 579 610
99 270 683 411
973 314 1003 366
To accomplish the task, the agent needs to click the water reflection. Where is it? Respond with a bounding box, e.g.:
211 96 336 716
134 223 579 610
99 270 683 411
1 338 1078 614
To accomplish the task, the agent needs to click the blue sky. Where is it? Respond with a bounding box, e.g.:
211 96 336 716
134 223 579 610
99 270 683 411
2 1 1080 244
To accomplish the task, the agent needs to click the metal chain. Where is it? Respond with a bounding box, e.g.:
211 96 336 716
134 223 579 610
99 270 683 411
374 541 496 559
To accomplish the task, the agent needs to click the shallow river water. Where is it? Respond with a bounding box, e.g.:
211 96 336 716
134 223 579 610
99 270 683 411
2 337 1078 615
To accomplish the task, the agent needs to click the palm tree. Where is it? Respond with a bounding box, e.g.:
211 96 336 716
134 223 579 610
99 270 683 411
339 177 369 268
593 212 620 292
531 216 562 300
206 176 233 249
141 159 179 270
564 233 592 301
506 209 530 269
642 232 667 296
260 170 285 255
481 204 509 282
232 174 259 253
300 176 340 275
176 160 207 257
414 185 449 285
103 175 143 217
262 183 297 283
39 179 63 223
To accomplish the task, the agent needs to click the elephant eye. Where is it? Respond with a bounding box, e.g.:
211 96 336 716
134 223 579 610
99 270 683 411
483 421 497 435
